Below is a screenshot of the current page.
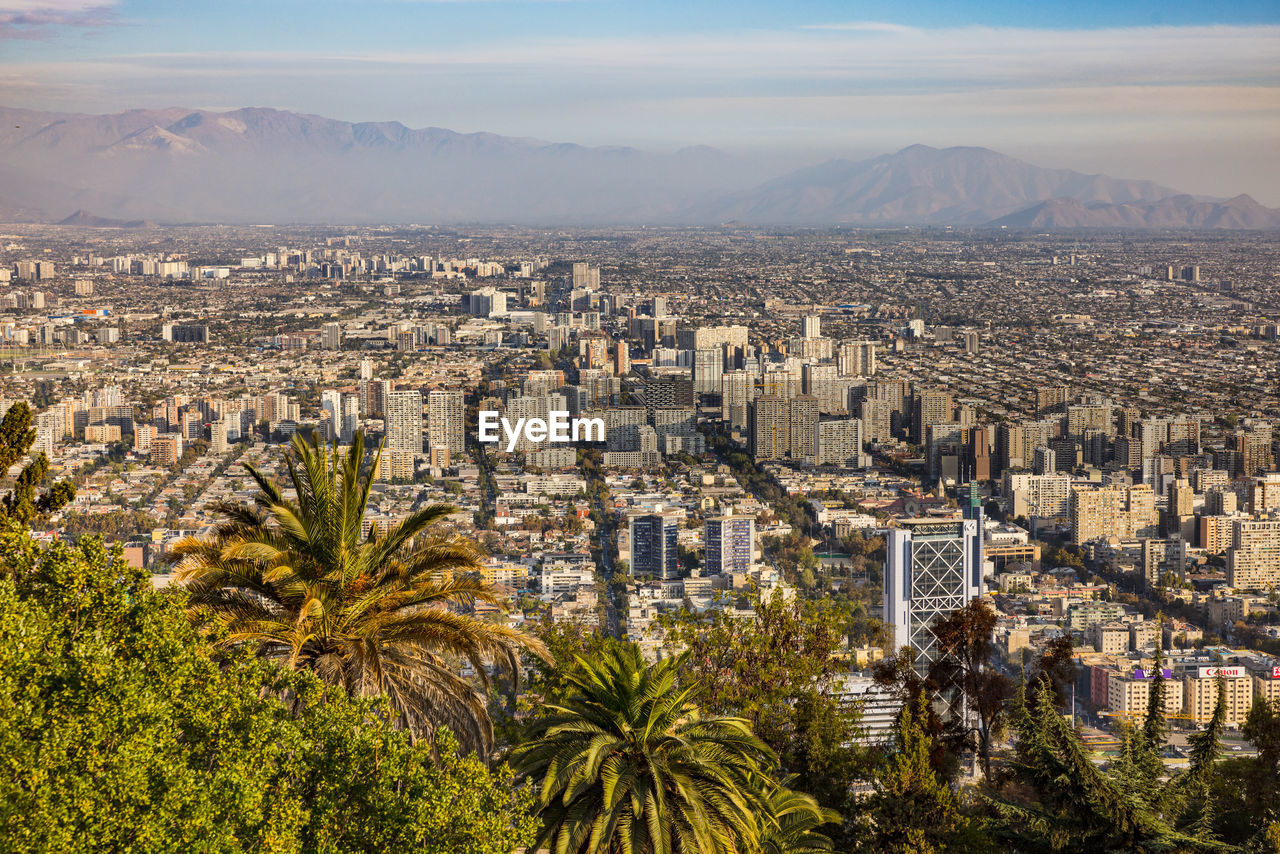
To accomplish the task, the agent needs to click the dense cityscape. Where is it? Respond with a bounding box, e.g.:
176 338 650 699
0 222 1278 851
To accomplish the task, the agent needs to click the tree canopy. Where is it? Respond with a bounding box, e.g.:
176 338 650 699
0 524 535 853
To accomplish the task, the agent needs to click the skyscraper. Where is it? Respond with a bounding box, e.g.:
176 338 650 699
815 419 864 467
321 322 342 350
788 395 819 461
802 314 821 339
750 395 789 460
383 390 421 480
721 370 754 430
427 389 465 458
884 518 983 670
629 512 680 579
321 390 343 442
693 347 723 395
911 389 953 444
705 515 754 576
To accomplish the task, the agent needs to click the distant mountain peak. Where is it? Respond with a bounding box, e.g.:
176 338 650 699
57 209 158 228
0 104 1273 228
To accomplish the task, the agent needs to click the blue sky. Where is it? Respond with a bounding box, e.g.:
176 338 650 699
2 0 1278 202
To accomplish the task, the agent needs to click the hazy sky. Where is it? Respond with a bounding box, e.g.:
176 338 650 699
2 0 1278 203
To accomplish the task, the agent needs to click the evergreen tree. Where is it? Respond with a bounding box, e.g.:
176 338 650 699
1177 675 1227 841
858 693 986 853
988 680 1207 852
1142 642 1169 751
0 402 74 525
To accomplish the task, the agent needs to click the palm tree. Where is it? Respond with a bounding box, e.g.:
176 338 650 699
755 778 839 854
512 644 774 854
172 431 546 755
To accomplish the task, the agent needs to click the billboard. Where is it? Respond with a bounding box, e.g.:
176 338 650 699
1132 668 1173 680
1273 666 1280 679
1197 666 1244 679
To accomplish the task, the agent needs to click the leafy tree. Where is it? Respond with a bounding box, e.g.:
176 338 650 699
1032 633 1078 711
928 598 1011 780
171 431 547 754
0 402 74 525
857 693 986 853
0 525 535 853
871 646 953 776
512 644 774 854
666 591 868 817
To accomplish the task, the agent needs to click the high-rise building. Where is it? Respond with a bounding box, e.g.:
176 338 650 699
1225 520 1280 590
858 397 893 443
750 395 789 461
838 340 877 377
1004 472 1072 519
1035 385 1070 417
675 325 748 353
884 518 983 670
788 395 819 461
383 390 422 480
321 390 343 442
341 394 359 444
802 363 843 414
317 322 340 351
693 347 723 395
614 339 630 376
571 262 601 290
802 314 821 339
427 389 465 458
162 323 210 343
644 376 694 412
911 389 953 444
629 511 680 579
1070 484 1159 545
721 370 754 430
815 419 864 467
705 515 754 576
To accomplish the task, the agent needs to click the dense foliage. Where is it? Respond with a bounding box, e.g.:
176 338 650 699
0 525 536 853
170 432 546 753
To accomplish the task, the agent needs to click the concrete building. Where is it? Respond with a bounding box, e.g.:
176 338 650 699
1183 666 1255 726
383 390 422 480
629 511 681 580
705 515 754 576
1226 520 1280 590
884 517 983 670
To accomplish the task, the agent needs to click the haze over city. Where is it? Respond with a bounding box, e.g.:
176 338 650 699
1 0 1278 207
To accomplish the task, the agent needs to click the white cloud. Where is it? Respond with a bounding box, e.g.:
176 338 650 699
0 0 117 38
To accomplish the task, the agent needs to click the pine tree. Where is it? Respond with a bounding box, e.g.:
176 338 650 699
1142 641 1169 751
1177 675 1227 841
988 680 1206 852
861 693 983 853
0 402 74 526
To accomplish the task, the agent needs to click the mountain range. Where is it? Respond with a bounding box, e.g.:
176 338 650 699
1 105 1276 229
